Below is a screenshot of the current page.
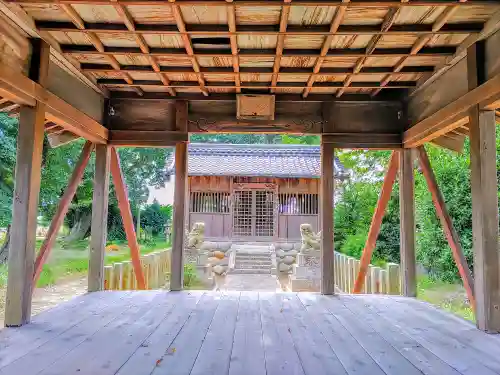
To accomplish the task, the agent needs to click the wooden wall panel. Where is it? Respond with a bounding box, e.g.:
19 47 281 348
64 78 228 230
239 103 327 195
189 176 231 192
47 62 104 123
278 215 319 240
108 99 176 131
324 101 404 133
277 178 319 194
408 59 469 126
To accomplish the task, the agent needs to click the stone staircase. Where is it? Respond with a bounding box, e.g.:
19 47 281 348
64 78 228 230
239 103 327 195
232 247 273 275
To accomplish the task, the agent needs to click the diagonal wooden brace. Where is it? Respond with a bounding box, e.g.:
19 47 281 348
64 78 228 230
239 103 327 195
109 147 146 290
32 141 94 288
417 146 475 311
353 150 399 293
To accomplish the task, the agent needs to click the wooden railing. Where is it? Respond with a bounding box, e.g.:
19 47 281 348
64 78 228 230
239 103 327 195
334 252 401 295
104 249 171 290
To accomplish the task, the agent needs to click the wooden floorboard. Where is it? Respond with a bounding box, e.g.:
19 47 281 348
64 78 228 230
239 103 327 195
1 291 500 375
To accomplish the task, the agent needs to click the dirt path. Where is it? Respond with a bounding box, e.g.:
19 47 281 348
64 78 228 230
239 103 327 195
0 275 88 327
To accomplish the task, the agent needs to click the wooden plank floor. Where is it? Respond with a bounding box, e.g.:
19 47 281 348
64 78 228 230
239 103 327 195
1 291 500 375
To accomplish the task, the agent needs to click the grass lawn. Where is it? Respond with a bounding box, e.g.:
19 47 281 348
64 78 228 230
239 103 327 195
417 275 474 322
0 238 171 289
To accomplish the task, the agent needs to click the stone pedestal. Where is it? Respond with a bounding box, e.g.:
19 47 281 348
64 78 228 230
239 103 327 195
289 250 321 292
184 249 213 286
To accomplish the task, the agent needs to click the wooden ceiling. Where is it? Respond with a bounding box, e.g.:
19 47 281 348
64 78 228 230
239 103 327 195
3 0 500 100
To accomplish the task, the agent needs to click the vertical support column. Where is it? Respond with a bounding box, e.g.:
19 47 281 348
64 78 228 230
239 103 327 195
320 140 335 295
171 101 188 291
469 109 500 332
88 145 111 292
468 40 500 332
5 39 49 327
399 149 416 297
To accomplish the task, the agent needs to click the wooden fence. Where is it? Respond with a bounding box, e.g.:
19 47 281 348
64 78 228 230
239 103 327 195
104 249 171 290
334 252 401 295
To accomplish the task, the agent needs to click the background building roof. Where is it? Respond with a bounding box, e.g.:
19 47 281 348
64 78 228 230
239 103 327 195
166 143 347 179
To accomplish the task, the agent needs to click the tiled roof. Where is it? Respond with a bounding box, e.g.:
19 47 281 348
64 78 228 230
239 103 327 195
166 143 347 179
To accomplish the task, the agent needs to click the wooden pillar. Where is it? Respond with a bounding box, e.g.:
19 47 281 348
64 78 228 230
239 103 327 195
399 149 416 297
88 145 111 292
353 151 399 293
467 40 500 332
171 142 188 291
4 39 49 327
469 109 500 332
320 141 335 295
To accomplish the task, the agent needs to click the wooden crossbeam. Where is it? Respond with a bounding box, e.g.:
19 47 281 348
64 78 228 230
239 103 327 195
271 0 291 93
82 64 435 75
302 1 348 98
353 151 399 293
6 0 495 6
109 147 146 290
97 79 416 90
35 21 484 36
417 146 475 311
61 45 457 58
372 2 466 96
111 1 176 96
226 1 241 93
171 2 209 96
337 6 399 98
59 3 143 96
0 64 108 143
32 141 94 287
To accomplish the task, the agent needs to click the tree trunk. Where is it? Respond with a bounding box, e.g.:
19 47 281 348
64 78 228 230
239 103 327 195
65 211 92 242
0 225 11 264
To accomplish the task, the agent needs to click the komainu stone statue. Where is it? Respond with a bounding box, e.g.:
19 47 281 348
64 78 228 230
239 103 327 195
299 224 321 254
186 222 205 250
203 242 232 291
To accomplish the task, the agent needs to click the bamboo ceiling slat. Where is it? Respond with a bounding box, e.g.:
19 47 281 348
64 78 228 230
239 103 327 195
9 0 499 99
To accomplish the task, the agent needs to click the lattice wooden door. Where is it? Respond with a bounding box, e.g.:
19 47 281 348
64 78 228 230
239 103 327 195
232 186 277 239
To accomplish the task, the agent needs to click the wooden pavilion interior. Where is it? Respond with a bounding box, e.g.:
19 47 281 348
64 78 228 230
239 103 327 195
1 1 500 374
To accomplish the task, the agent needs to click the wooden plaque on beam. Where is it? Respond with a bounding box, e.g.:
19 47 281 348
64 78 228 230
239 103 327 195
237 94 275 120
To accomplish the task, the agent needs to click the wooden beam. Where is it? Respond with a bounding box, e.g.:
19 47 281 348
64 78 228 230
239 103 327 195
35 21 483 36
111 1 176 96
399 148 416 297
82 64 436 76
108 130 188 147
109 147 146 290
320 140 335 295
372 3 465 97
270 1 291 93
62 45 457 58
171 2 208 96
171 139 188 291
226 2 241 93
404 71 500 147
0 64 108 143
33 141 94 287
469 109 500 332
97 79 416 90
353 151 399 293
417 146 475 309
0 2 103 95
88 144 110 292
4 39 49 327
6 0 495 7
337 6 398 98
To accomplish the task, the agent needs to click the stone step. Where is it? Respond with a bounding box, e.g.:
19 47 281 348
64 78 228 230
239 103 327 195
236 253 272 259
231 268 271 275
235 260 272 266
235 263 272 270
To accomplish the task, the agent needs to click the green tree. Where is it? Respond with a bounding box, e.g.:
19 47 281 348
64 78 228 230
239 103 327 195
140 200 171 236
